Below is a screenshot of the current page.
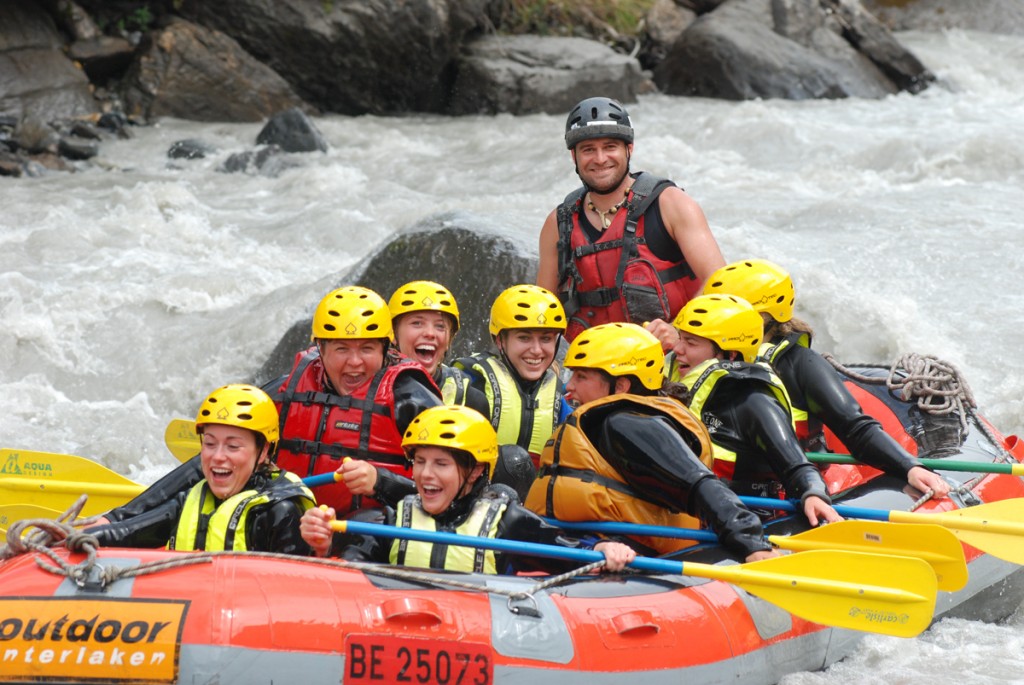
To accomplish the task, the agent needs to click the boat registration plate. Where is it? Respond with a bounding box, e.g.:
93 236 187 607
345 634 492 684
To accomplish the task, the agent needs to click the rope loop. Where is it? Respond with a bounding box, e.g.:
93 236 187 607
822 352 1015 462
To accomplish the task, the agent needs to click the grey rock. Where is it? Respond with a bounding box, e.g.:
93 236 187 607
176 0 489 114
862 0 1024 36
654 0 926 100
639 0 698 70
0 3 97 120
448 35 651 115
168 139 217 160
219 144 297 177
120 18 310 123
255 107 328 153
255 221 536 385
57 135 99 160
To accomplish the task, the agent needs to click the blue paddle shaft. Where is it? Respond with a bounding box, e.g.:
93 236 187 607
339 519 685 575
542 518 720 542
303 472 340 488
739 495 889 522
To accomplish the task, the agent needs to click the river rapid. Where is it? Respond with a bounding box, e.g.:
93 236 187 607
1 29 1023 683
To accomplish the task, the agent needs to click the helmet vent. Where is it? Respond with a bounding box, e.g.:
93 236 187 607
237 413 253 421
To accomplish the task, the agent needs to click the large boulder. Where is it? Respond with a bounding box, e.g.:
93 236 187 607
448 35 652 115
177 0 489 115
654 0 932 100
0 2 97 120
255 220 536 385
121 18 309 123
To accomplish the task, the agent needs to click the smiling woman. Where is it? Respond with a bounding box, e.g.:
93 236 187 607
85 384 315 554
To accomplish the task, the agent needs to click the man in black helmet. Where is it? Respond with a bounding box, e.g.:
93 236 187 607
537 96 725 342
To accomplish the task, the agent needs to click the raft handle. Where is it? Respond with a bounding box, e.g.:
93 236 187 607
507 593 541 618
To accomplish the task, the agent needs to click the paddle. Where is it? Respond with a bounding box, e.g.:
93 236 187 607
740 495 1024 565
545 518 966 591
806 451 1024 476
0 504 65 538
164 419 200 463
330 519 936 638
0 448 145 517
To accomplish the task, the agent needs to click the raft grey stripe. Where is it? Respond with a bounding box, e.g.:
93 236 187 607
53 557 139 597
486 577 574 663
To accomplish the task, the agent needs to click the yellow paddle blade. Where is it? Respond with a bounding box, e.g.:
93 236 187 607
0 448 143 516
682 550 937 638
890 499 1024 565
164 419 200 463
0 504 64 537
769 521 967 592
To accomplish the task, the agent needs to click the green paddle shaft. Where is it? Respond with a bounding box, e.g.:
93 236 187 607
806 452 1024 476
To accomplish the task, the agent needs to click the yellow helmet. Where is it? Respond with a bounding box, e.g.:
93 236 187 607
401 405 499 478
702 259 795 323
489 284 566 337
195 384 280 447
312 286 392 340
565 322 665 391
673 295 763 363
388 280 460 333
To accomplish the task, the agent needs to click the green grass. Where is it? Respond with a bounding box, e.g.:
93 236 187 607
493 0 658 37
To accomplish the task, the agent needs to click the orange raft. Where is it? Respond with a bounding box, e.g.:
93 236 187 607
1 374 1024 685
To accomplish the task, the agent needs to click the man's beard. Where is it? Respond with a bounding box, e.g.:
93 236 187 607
578 157 631 195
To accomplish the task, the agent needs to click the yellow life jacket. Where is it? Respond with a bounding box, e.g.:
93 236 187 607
525 394 711 555
458 353 560 456
171 470 315 552
390 490 509 573
670 357 795 480
758 333 816 445
437 364 472 406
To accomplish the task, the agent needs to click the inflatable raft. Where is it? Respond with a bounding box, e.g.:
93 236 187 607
1 366 1023 685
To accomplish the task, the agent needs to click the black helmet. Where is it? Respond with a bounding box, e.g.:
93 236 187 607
564 97 634 150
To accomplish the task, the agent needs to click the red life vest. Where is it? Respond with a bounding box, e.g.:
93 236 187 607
272 346 437 512
555 172 702 341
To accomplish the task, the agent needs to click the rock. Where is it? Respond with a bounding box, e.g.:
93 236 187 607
448 35 651 115
638 0 698 70
176 0 490 114
255 108 328 153
0 150 22 177
57 135 99 160
220 144 297 176
68 35 136 82
168 139 217 160
12 116 60 155
254 221 537 385
821 0 933 94
120 18 310 123
861 0 1024 35
97 111 130 137
69 120 102 139
0 2 98 120
52 0 101 41
678 0 729 12
654 0 926 100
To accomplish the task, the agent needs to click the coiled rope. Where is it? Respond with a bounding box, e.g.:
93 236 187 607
823 352 1014 463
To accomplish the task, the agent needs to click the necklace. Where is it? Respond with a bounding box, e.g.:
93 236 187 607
586 190 629 230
